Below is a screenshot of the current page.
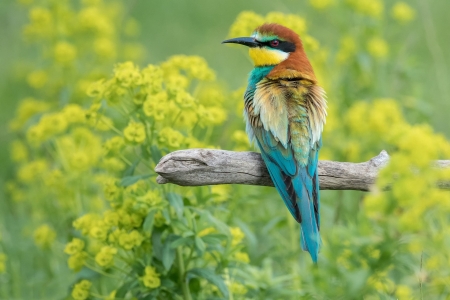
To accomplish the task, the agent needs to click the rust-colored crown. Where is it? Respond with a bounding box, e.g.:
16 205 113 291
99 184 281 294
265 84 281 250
256 23 316 82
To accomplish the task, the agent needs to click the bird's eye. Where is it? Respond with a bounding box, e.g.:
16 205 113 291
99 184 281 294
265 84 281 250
270 40 280 47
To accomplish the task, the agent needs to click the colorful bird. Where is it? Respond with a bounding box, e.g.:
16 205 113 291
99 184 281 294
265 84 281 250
223 23 327 262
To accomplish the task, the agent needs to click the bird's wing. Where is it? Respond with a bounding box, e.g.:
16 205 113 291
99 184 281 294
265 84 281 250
245 79 300 222
247 78 326 261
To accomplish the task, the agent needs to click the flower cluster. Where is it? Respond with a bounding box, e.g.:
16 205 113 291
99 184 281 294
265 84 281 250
346 0 384 18
392 2 416 23
228 11 308 42
71 280 92 300
141 266 161 289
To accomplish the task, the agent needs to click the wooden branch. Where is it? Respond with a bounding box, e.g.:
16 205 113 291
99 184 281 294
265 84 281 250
155 149 450 191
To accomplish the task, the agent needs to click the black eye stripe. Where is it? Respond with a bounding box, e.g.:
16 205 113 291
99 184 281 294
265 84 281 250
256 39 296 53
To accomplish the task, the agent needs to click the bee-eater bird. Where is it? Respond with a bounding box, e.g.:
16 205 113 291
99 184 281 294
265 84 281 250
223 23 327 262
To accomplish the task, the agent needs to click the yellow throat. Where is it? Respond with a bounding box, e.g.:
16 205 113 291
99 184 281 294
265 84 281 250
248 47 289 66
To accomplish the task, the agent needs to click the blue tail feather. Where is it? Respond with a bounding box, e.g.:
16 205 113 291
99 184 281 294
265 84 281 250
254 128 321 262
294 170 320 263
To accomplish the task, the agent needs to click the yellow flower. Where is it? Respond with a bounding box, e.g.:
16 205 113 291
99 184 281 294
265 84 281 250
114 61 142 88
33 224 56 249
143 92 168 121
141 266 161 289
197 85 225 106
139 190 162 207
68 251 88 271
94 38 117 59
87 79 106 99
228 11 265 38
309 0 335 10
73 213 100 235
103 178 122 202
78 7 113 36
229 11 307 38
266 12 307 35
103 210 120 227
68 151 91 171
124 121 146 144
89 221 109 241
10 140 29 163
62 104 85 124
197 105 227 127
392 2 415 23
141 64 163 93
395 285 412 300
54 42 77 65
230 282 247 295
233 251 250 263
10 97 49 131
64 238 85 255
198 227 216 237
211 185 231 203
158 127 184 149
173 89 196 109
367 37 389 59
118 230 144 250
230 227 245 246
102 139 124 159
71 280 92 300
347 0 384 18
27 70 48 89
95 246 118 267
24 7 52 38
17 159 47 183
129 213 144 228
232 130 250 151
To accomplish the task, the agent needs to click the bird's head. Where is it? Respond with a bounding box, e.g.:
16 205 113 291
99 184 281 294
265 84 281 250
223 23 304 67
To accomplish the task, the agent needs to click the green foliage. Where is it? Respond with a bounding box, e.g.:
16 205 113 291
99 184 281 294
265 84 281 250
2 0 450 299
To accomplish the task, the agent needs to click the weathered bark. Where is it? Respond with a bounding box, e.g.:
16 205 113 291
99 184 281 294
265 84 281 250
155 149 450 191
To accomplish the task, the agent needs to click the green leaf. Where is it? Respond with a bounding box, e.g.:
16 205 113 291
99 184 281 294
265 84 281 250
195 236 206 255
162 234 178 270
167 192 184 219
123 158 141 177
171 220 190 232
182 230 195 238
116 280 138 298
187 268 229 298
170 236 193 249
190 208 229 234
201 234 227 246
151 228 164 260
119 174 153 187
143 210 156 233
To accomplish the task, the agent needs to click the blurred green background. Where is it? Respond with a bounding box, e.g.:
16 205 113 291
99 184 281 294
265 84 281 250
1 0 450 299
1 0 449 175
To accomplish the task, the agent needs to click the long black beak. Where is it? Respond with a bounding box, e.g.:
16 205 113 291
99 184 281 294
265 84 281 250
222 37 259 48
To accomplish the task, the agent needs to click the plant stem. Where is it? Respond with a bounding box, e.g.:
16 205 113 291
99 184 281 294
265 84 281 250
177 247 192 300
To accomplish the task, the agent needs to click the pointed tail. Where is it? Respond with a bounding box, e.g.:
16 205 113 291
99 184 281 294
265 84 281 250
295 173 321 263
